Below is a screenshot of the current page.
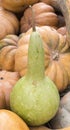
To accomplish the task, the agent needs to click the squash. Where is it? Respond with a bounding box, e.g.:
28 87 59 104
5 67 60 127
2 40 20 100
20 2 59 33
50 92 70 129
39 0 61 12
15 26 70 92
0 7 19 40
0 70 20 109
1 0 39 12
0 34 19 71
0 109 29 130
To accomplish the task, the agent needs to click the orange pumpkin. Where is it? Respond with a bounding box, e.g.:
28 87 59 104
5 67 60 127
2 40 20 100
0 70 20 109
0 7 19 40
0 109 29 130
15 26 70 92
39 0 61 12
1 0 39 12
0 34 18 71
20 2 59 33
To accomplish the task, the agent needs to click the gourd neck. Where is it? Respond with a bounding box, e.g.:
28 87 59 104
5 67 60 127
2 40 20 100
26 29 45 81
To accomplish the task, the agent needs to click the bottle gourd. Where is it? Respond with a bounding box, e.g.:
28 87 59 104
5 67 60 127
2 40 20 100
10 8 60 126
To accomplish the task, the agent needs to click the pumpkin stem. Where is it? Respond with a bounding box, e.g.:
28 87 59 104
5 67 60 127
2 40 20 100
29 5 36 32
58 0 70 45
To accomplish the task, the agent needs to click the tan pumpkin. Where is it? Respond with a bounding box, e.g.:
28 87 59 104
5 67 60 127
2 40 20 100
0 109 29 130
1 0 39 12
20 2 59 33
39 0 61 12
0 70 20 109
0 7 19 40
50 92 70 129
0 34 18 71
15 26 70 92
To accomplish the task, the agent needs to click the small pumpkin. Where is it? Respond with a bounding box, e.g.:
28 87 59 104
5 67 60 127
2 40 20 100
0 109 29 130
0 34 18 71
0 70 20 109
0 7 19 40
1 0 39 12
50 91 70 129
20 2 59 33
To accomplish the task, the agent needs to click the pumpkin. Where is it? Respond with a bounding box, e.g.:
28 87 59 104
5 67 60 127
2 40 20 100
57 26 66 36
0 7 19 40
15 25 70 92
50 91 70 129
1 0 39 12
20 2 59 33
0 34 18 71
39 0 61 12
0 70 20 109
0 109 29 130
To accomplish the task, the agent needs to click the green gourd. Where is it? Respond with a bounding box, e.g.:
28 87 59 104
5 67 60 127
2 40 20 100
10 7 60 126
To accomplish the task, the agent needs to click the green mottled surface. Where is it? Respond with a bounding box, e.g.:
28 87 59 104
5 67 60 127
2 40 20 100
10 76 60 126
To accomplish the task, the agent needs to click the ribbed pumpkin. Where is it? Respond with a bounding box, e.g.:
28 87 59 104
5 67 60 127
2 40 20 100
20 2 59 33
1 0 39 12
0 7 19 40
0 34 18 71
0 109 29 130
0 70 20 109
39 0 60 12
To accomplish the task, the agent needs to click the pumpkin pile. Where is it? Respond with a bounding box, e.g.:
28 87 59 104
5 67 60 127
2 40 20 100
0 0 70 130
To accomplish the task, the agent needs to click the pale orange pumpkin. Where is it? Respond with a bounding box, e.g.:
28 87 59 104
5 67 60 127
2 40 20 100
0 70 20 109
0 109 29 130
0 34 19 71
1 0 39 12
20 2 59 33
0 7 19 40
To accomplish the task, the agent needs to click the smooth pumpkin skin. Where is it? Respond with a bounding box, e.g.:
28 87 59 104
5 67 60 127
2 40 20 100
0 7 19 39
20 2 58 33
15 26 70 92
0 109 29 130
1 0 39 12
0 34 18 71
0 70 20 109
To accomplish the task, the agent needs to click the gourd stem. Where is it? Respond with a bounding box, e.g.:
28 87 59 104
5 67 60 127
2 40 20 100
29 5 36 32
58 0 70 45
